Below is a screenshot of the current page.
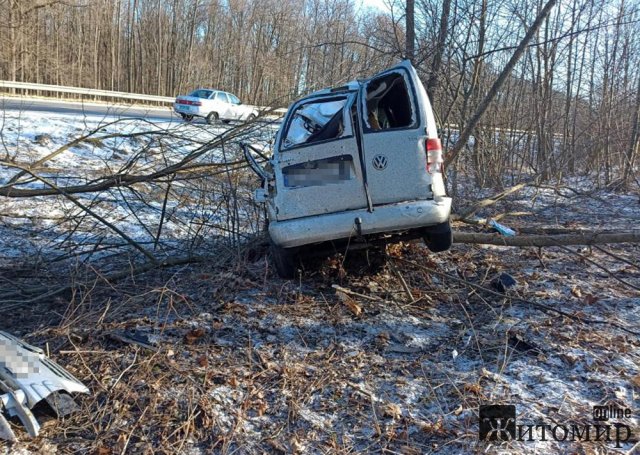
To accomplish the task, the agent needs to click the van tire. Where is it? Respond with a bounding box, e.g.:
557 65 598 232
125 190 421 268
270 242 298 279
423 221 453 253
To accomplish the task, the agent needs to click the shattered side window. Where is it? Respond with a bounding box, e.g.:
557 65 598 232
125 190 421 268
365 72 415 131
283 98 348 149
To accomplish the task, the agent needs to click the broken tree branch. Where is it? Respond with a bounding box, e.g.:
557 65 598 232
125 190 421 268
0 118 257 198
11 165 158 263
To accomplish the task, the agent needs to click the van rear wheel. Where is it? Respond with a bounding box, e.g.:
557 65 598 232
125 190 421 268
422 221 453 253
270 242 299 279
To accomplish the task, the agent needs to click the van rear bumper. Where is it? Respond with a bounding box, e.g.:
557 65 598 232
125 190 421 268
269 198 452 248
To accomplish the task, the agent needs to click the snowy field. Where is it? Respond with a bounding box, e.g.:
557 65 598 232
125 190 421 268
0 109 276 263
0 109 639 454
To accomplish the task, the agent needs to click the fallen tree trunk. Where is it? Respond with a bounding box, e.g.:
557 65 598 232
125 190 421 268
454 231 640 247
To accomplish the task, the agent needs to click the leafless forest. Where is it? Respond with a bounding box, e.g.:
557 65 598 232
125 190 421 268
1 0 640 454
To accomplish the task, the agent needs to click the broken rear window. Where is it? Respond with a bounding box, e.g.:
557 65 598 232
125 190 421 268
364 72 415 131
282 97 348 149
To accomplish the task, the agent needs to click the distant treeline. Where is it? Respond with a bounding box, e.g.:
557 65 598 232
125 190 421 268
0 0 395 104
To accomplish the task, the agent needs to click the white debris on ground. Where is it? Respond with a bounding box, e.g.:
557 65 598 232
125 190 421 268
0 112 639 453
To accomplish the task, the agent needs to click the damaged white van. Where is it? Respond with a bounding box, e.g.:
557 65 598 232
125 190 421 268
244 61 452 278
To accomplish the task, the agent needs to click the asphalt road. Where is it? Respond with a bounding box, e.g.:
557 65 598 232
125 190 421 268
0 97 178 122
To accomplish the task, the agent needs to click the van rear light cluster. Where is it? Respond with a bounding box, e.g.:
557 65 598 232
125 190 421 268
426 138 444 174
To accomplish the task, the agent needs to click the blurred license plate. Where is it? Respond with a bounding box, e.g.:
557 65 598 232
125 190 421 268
283 155 353 188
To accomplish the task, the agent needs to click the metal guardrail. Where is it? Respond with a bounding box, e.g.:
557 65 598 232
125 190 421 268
0 81 288 116
0 81 175 104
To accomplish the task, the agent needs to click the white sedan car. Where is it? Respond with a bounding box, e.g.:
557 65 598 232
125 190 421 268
174 89 258 124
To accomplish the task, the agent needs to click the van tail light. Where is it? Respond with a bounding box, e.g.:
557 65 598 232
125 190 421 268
426 138 444 174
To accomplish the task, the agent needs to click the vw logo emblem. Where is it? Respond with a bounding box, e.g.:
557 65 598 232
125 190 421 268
372 154 388 170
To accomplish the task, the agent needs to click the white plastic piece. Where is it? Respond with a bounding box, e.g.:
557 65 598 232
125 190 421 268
0 389 40 437
0 331 89 408
0 331 89 439
0 412 16 441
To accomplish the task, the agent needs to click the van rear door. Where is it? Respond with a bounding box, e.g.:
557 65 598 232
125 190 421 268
273 92 369 221
359 61 440 206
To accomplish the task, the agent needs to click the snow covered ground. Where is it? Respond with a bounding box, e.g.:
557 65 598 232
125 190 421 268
0 109 277 263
